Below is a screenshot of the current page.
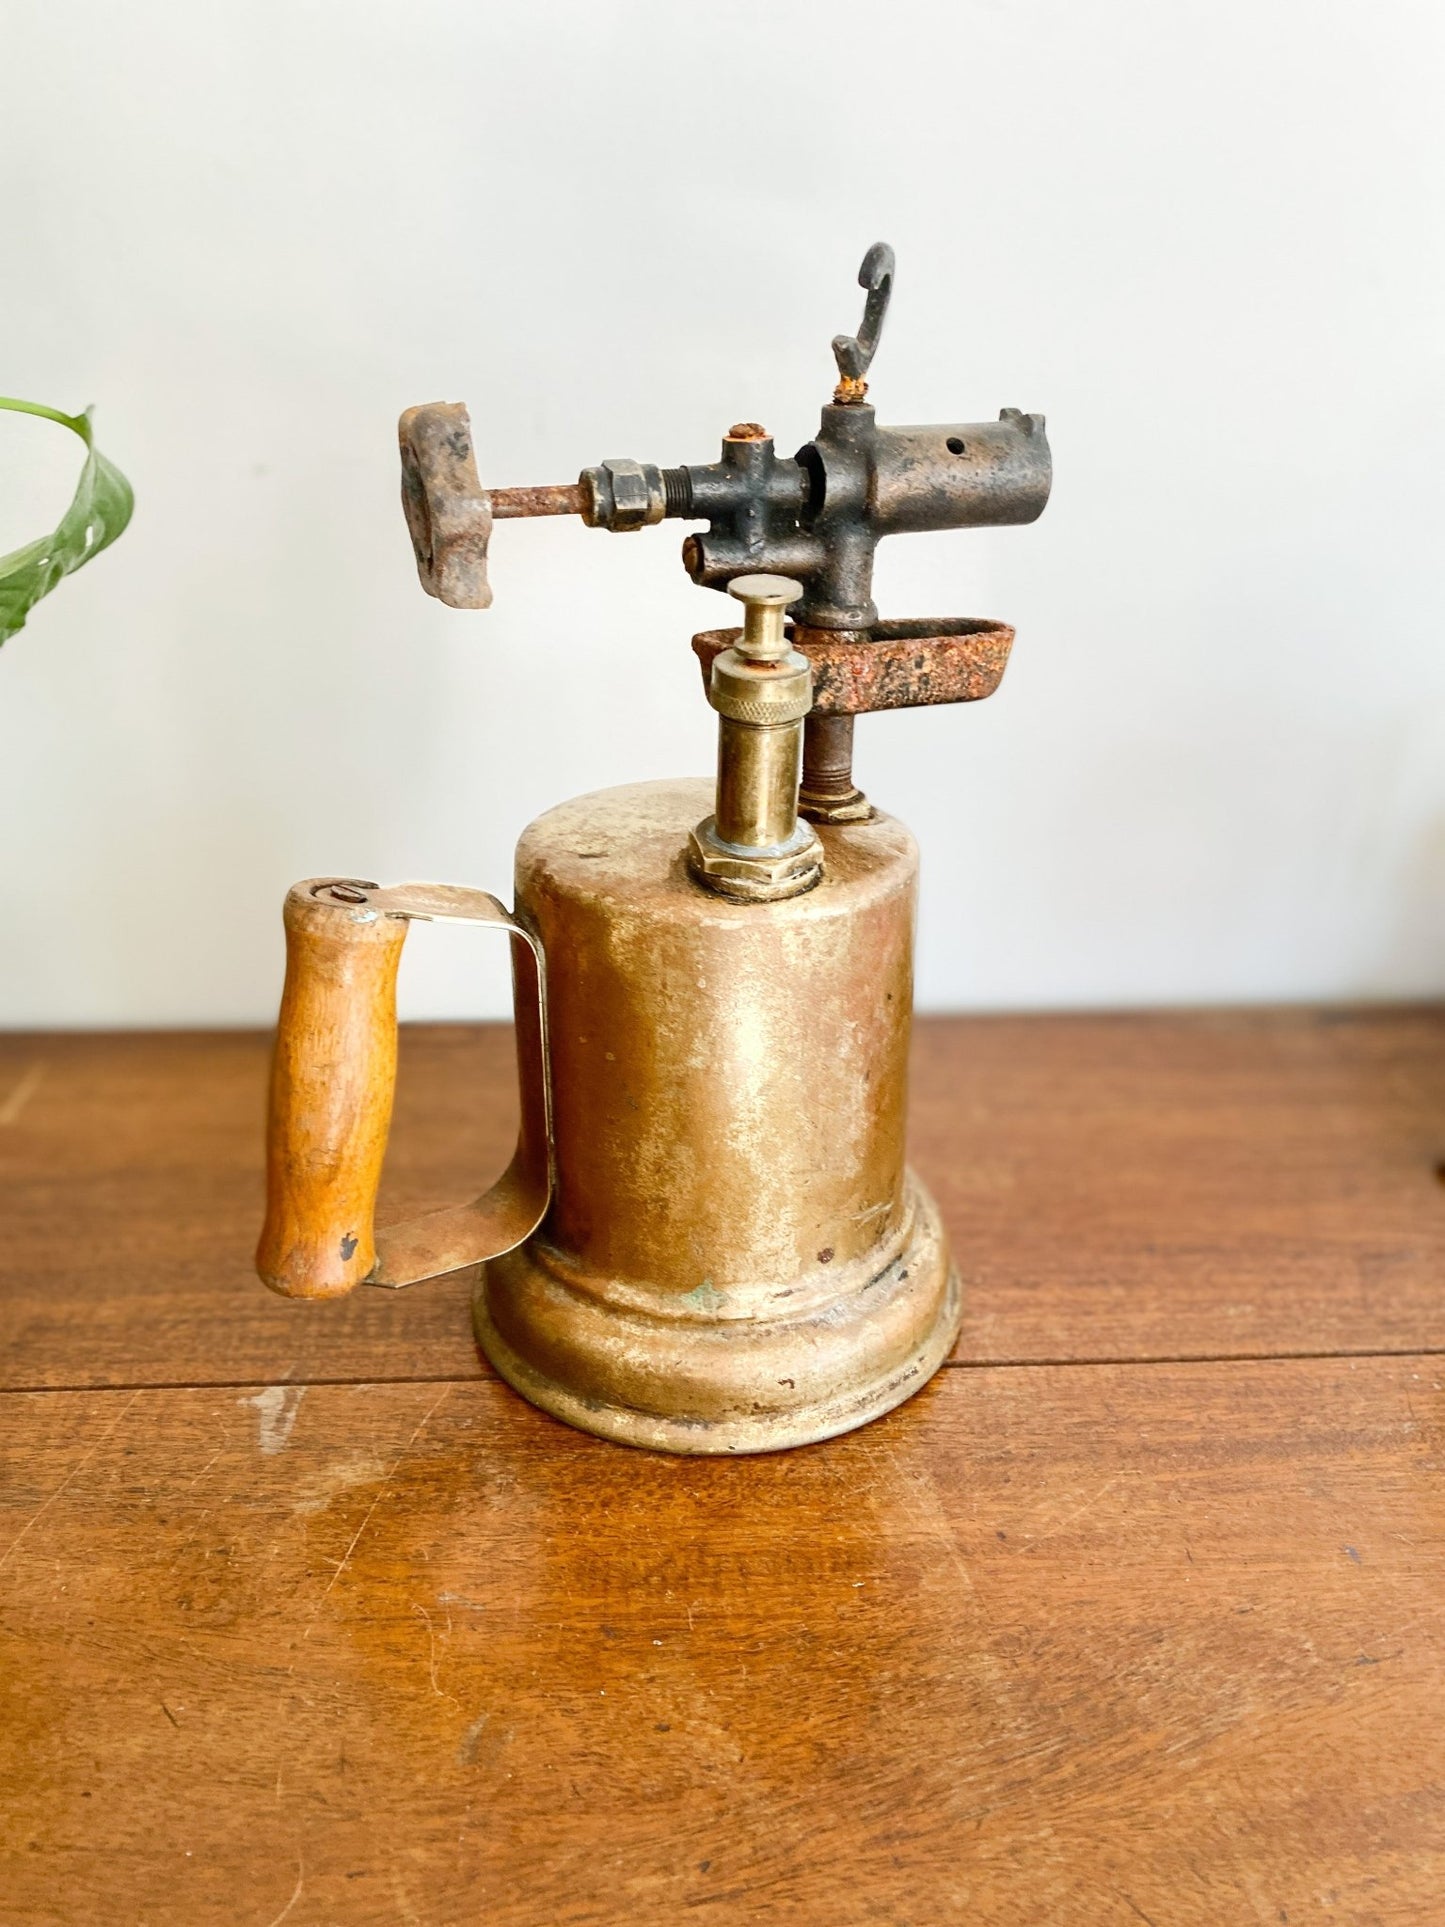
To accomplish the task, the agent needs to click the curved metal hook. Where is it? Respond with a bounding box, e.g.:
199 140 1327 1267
831 242 896 384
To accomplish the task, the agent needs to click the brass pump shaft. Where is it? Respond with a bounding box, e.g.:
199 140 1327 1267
687 576 824 903
717 578 805 848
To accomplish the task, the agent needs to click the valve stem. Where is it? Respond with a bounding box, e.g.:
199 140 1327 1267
799 712 871 823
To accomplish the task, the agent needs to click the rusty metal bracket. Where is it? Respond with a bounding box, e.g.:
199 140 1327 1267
691 619 1015 717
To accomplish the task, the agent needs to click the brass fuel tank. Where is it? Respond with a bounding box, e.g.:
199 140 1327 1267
477 778 958 1452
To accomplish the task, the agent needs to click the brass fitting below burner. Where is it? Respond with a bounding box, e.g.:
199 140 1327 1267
688 575 823 902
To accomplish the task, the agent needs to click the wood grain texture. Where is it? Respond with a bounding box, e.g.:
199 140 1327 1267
3 1012 1444 1922
1 1009 1442 1391
2 1358 1441 1924
0 1027 510 1392
925 1006 1445 1365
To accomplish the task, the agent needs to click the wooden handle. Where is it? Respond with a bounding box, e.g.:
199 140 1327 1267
257 881 409 1299
256 878 553 1301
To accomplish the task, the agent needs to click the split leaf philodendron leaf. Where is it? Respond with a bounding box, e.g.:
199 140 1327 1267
0 398 134 648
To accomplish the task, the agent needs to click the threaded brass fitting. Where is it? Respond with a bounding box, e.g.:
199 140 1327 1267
688 576 824 902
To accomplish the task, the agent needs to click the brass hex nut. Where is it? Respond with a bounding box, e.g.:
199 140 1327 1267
687 816 823 902
579 458 665 531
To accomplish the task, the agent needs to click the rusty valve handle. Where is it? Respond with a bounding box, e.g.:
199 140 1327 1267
256 879 552 1299
399 402 583 611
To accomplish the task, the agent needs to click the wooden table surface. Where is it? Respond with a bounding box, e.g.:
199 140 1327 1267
2 1010 1443 1924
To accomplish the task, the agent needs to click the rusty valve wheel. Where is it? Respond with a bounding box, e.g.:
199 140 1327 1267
399 401 588 611
398 402 494 610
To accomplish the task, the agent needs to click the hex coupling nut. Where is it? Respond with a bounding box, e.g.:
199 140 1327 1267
579 458 666 531
687 816 823 902
688 574 823 903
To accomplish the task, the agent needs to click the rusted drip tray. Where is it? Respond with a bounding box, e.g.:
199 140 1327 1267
691 618 1015 716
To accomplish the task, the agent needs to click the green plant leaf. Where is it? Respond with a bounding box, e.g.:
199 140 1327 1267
0 399 134 647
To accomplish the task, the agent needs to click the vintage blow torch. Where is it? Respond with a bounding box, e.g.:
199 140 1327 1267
256 245 1051 1453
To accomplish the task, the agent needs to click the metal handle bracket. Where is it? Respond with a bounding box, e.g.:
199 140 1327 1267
339 881 553 1289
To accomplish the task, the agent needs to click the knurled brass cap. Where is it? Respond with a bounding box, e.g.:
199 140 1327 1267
709 646 812 725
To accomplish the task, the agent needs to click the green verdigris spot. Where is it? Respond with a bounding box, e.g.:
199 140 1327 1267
0 398 133 647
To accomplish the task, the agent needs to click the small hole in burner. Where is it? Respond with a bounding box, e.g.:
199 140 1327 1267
946 436 966 455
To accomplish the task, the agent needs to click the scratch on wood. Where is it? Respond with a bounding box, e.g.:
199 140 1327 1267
293 1452 388 1517
263 1856 305 1927
1025 1476 1123 1553
0 1391 138 1572
414 1602 460 1707
0 1061 45 1127
1119 1893 1159 1927
319 1387 449 1603
894 1463 976 1597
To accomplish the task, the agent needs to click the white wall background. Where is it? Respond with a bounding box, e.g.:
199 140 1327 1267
1 0 1442 1026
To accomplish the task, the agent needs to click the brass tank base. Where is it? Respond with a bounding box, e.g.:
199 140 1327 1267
474 1175 960 1455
